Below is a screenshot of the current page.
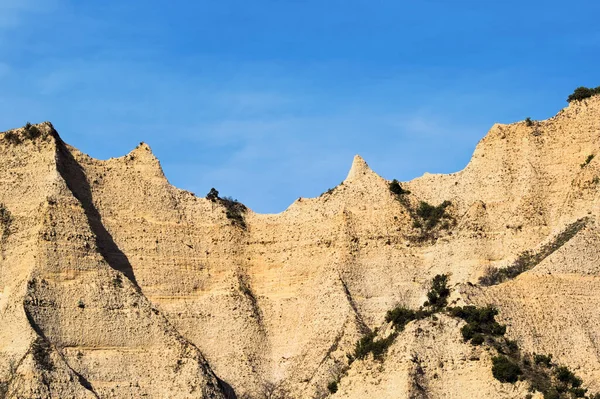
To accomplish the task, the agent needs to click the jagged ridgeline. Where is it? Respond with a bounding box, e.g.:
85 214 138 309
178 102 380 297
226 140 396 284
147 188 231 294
1 87 600 399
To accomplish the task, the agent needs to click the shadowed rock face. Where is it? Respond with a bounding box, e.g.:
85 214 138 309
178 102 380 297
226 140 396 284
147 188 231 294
1 96 600 398
55 135 138 286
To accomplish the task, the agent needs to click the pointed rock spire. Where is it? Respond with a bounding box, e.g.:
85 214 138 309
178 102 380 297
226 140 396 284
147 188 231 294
128 141 159 163
344 154 376 183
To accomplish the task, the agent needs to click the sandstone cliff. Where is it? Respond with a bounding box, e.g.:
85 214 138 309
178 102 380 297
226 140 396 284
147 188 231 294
1 95 600 398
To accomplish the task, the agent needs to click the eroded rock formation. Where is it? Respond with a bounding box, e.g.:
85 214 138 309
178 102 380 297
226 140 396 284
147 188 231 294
1 96 600 398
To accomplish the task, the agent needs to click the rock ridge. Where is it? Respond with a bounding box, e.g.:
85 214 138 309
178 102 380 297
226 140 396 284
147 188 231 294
1 95 600 398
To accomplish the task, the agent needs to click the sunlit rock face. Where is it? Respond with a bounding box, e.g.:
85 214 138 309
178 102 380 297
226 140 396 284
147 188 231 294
1 97 600 398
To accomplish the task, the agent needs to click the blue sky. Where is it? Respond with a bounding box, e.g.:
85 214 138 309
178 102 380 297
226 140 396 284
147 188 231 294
1 1 599 213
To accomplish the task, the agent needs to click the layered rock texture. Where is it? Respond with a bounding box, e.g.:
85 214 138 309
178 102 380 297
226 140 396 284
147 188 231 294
1 96 600 398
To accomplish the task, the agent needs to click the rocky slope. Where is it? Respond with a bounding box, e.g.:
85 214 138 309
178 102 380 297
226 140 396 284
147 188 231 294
1 95 600 398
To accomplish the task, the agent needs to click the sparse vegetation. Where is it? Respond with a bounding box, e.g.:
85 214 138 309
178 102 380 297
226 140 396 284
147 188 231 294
521 359 590 398
471 333 485 346
416 200 452 230
555 366 583 388
2 122 45 146
449 304 597 397
351 274 451 364
238 274 257 304
349 330 397 362
534 353 553 368
424 273 451 310
0 360 16 399
254 380 292 399
112 274 123 288
206 188 248 229
0 203 12 242
3 131 21 145
525 117 534 127
567 86 600 103
389 179 410 196
405 200 455 243
478 262 525 286
581 154 595 168
206 188 219 202
479 218 588 286
491 355 522 383
345 272 600 398
222 196 247 228
385 306 419 330
449 305 506 343
23 122 41 140
322 182 343 197
31 337 54 371
327 381 338 394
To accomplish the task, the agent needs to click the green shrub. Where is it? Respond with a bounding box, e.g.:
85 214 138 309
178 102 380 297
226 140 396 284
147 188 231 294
205 189 247 229
534 353 553 368
385 306 417 330
555 366 582 387
222 196 247 228
3 131 21 145
416 201 452 230
567 86 600 102
206 188 219 202
460 323 476 341
385 274 449 332
570 387 587 397
581 154 594 168
450 305 506 344
389 179 410 196
23 123 41 140
491 355 521 383
327 381 338 394
471 333 484 346
352 330 397 361
524 360 553 394
505 339 519 355
425 274 450 310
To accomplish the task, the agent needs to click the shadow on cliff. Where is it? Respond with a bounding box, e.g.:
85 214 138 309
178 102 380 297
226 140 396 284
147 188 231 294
23 306 100 398
217 378 237 399
54 135 138 286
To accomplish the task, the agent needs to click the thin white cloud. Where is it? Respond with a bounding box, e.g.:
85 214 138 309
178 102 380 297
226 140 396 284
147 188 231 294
0 0 58 29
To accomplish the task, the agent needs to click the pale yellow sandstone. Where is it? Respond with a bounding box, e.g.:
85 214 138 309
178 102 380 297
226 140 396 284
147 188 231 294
0 96 599 398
